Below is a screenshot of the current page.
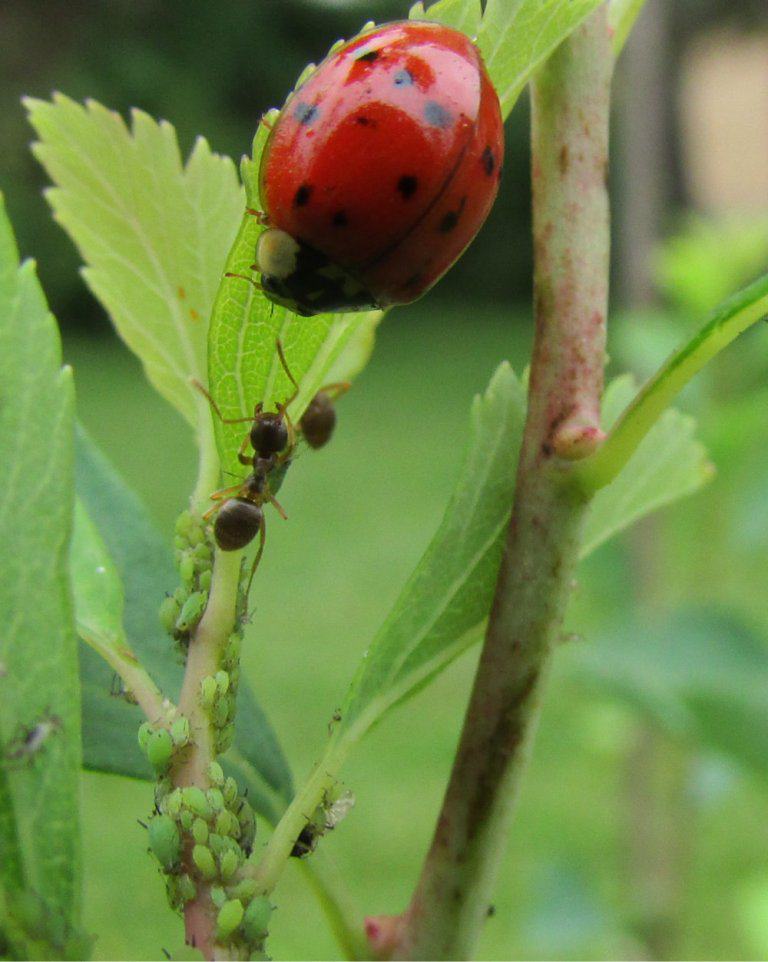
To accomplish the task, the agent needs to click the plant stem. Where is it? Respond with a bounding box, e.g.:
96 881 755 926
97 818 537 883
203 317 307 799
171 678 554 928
390 10 612 959
174 547 242 958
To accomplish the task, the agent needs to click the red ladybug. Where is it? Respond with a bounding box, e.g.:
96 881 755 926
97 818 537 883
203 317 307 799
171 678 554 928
253 20 504 317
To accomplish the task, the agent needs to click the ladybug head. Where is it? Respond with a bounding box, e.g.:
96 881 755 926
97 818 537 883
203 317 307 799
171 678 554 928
255 227 379 317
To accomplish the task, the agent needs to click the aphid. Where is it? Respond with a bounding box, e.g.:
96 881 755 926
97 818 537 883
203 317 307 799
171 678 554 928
241 20 503 317
299 382 350 450
5 713 62 765
290 789 355 858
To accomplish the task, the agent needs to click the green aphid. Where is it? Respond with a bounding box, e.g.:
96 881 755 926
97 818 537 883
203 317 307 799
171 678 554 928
179 553 196 584
214 670 230 695
137 721 153 752
176 591 208 634
175 510 194 536
182 786 212 819
174 534 187 552
219 848 239 880
149 815 181 872
207 761 225 786
176 874 197 904
207 832 225 857
159 595 181 634
164 788 183 817
210 885 227 908
242 896 272 943
170 715 190 747
213 694 233 729
179 809 194 832
192 844 217 880
215 810 239 838
199 569 213 592
216 899 244 940
192 818 209 845
238 803 256 853
146 728 174 772
199 675 218 710
222 778 239 806
206 788 225 813
193 542 212 563
228 879 257 902
187 523 204 547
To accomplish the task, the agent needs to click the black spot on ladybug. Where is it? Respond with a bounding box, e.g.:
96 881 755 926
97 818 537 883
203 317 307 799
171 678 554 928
331 210 348 227
294 184 313 207
397 175 419 199
424 101 452 129
294 102 318 126
356 49 380 63
355 114 376 127
481 146 495 176
393 68 414 87
438 196 467 233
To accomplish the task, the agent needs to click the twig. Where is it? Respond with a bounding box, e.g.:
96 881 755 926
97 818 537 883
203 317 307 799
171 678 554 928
389 9 613 959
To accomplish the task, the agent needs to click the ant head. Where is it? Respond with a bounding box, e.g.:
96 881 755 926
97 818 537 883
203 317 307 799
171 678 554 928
250 412 288 457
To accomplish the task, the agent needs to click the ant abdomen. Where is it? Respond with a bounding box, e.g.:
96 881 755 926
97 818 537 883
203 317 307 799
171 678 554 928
214 498 264 551
300 392 337 449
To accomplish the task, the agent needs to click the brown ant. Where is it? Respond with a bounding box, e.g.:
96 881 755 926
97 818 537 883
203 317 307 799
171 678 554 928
193 341 299 592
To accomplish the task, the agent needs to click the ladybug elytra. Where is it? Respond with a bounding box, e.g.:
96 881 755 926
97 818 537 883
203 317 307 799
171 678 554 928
252 20 504 317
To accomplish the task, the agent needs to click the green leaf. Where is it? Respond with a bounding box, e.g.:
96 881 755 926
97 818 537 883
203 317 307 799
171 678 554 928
0 194 82 945
570 607 768 779
477 0 604 117
608 0 648 57
207 123 383 478
75 426 293 813
410 0 484 36
24 94 242 447
333 363 526 748
414 0 604 120
574 271 768 493
580 375 712 557
71 499 126 658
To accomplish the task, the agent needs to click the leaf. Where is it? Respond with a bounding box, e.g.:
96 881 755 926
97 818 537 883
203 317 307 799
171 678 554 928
24 94 242 445
332 363 526 747
207 123 384 478
570 607 768 780
476 0 605 117
581 375 712 557
608 0 648 57
574 271 768 492
410 0 484 36
75 426 293 813
0 194 83 947
414 0 604 120
70 499 126 658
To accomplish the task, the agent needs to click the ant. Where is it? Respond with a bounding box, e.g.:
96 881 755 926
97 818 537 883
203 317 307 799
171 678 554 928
193 341 299 591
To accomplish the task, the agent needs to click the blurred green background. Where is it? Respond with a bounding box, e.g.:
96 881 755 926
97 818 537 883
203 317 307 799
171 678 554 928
3 0 768 959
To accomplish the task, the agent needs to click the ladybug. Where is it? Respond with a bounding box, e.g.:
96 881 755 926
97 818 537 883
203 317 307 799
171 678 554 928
253 20 504 317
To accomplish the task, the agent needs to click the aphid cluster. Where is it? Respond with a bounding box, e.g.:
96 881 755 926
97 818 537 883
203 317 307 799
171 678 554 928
145 761 272 955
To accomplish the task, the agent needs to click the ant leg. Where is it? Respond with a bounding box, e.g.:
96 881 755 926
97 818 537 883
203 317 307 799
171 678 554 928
318 380 352 402
191 379 257 427
275 339 300 406
245 208 270 224
237 434 255 466
268 492 288 521
245 513 267 599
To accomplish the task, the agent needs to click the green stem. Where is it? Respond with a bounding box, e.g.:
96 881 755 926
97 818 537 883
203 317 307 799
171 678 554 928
299 853 370 961
609 0 649 56
390 10 613 959
173 547 242 958
82 637 166 723
573 272 768 494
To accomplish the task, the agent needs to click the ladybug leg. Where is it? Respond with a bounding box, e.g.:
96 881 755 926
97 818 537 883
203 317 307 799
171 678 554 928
245 208 270 225
224 271 264 293
244 512 267 599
